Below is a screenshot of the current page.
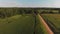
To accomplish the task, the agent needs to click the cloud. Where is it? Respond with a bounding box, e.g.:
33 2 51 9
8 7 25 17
0 2 24 7
53 0 60 8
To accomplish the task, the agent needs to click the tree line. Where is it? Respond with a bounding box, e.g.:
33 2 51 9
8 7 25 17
0 8 60 18
0 8 38 18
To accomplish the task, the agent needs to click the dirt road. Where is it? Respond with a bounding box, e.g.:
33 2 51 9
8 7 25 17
38 14 54 34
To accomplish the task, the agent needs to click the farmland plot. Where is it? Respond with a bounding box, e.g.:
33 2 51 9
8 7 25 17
0 14 48 34
41 14 60 34
0 14 35 34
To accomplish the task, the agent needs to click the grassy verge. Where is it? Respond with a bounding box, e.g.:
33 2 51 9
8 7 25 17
35 15 48 34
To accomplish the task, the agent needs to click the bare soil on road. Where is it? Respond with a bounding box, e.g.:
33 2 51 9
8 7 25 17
38 14 54 34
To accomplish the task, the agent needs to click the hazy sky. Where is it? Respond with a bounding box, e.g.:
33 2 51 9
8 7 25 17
0 0 60 7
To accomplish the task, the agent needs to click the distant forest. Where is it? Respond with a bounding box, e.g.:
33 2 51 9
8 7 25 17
0 8 60 18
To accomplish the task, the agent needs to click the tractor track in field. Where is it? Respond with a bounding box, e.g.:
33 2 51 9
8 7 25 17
38 14 54 34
